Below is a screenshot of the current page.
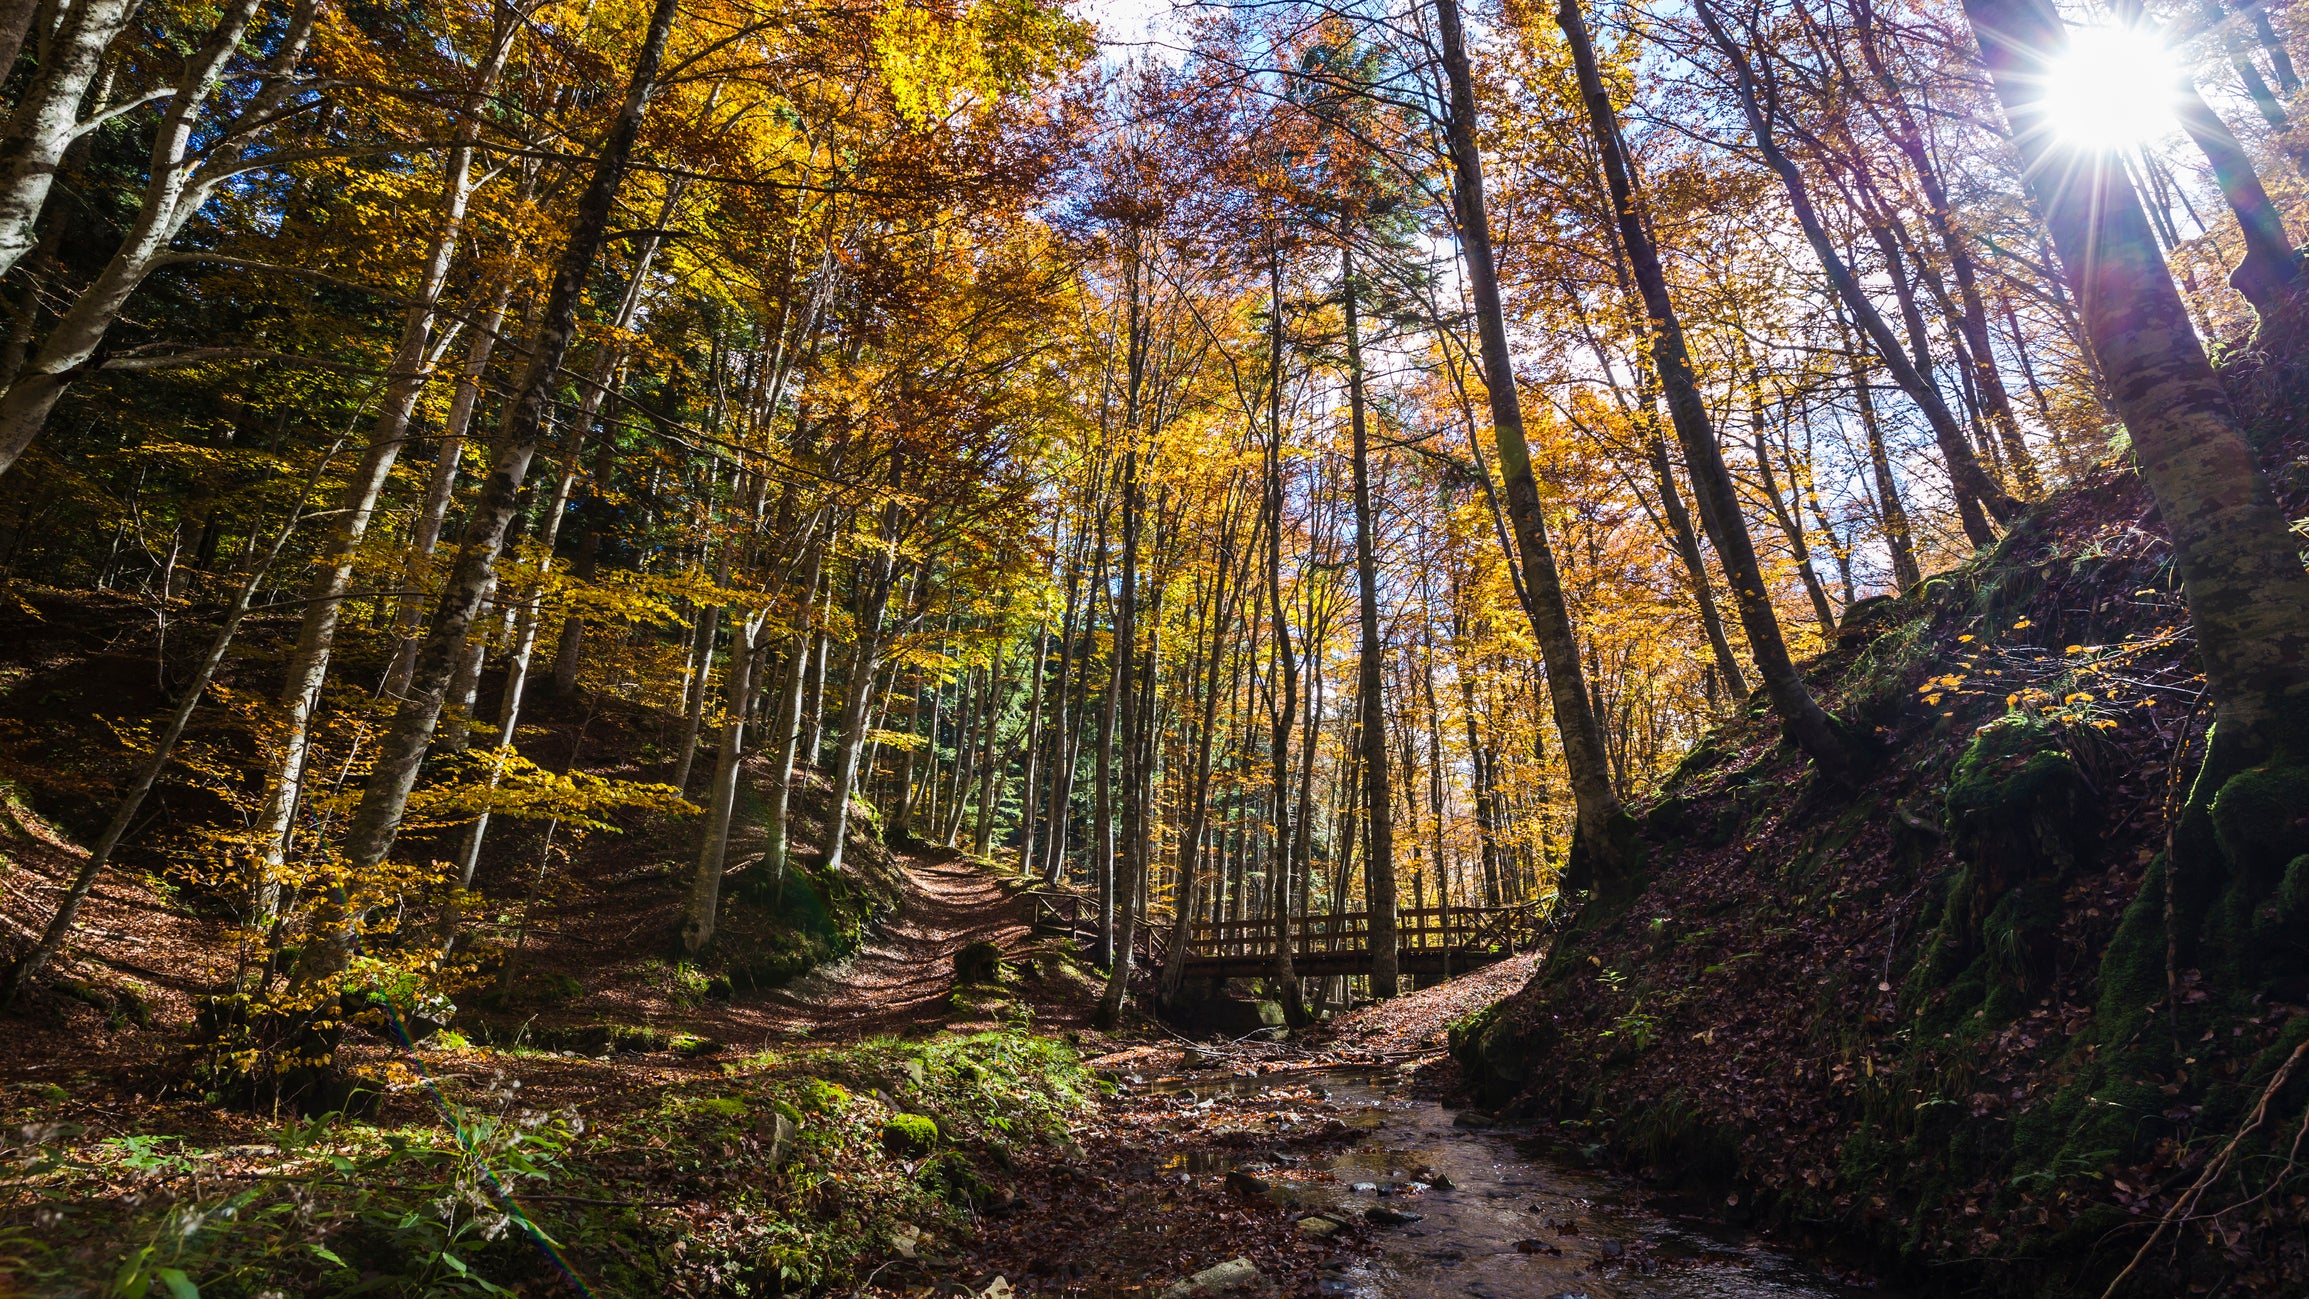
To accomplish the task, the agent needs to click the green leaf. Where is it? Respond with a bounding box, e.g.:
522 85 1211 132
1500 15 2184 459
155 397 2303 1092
114 1245 156 1299
155 1267 200 1299
309 1244 350 1268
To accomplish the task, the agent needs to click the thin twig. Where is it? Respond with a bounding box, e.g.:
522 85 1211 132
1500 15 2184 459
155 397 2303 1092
2099 1041 2309 1298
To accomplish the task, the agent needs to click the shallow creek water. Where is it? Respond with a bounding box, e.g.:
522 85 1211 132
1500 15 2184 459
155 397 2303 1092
1155 1070 1898 1299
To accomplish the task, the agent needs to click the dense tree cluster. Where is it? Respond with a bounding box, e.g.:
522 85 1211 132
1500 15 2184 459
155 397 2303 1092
1 0 2305 1061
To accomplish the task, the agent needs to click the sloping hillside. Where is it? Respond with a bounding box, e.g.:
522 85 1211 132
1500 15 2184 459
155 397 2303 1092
1455 436 2309 1296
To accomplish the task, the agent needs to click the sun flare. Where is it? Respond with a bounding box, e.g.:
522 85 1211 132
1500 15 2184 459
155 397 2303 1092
2042 25 2182 150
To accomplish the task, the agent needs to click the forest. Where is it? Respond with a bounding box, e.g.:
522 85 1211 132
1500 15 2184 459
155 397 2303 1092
0 0 2305 1292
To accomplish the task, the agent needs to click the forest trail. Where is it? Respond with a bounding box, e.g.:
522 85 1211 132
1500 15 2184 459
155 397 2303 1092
753 848 1034 1039
1313 950 1541 1057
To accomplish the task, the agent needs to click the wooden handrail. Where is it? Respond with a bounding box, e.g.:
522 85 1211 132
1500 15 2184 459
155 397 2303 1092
1022 889 1548 971
1177 903 1540 960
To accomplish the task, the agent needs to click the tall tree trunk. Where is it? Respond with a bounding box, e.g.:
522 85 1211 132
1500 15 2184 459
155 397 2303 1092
1851 0 2045 495
1265 301 1305 1023
296 0 683 996
1092 537 1119 967
1563 0 1860 784
1690 0 2014 544
763 536 826 883
1095 447 1144 1028
385 282 519 701
970 649 1009 858
1160 579 1230 1000
1039 556 1086 882
1841 310 1924 592
238 0 466 912
672 595 723 794
1015 623 1049 869
1338 242 1400 999
823 531 899 878
680 614 768 954
1438 0 1632 897
2172 79 2302 313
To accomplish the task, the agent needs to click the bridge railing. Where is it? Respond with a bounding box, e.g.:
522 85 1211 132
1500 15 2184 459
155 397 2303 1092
1026 889 1096 949
1025 887 1544 968
1182 903 1540 961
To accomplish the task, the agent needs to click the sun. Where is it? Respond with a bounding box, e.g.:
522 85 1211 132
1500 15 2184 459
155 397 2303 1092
2041 25 2182 151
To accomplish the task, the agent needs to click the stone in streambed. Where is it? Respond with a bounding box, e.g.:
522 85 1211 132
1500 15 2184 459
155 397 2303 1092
1296 1213 1345 1238
1160 1257 1263 1298
1513 1238 1562 1256
1365 1206 1423 1226
1223 1170 1271 1199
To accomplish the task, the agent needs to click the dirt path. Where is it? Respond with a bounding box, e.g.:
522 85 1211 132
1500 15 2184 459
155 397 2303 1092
750 848 1036 1039
1312 950 1542 1056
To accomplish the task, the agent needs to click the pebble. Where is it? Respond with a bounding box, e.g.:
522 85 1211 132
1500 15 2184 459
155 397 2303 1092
1350 1182 1380 1194
1513 1238 1563 1256
1365 1205 1424 1226
1597 1239 1624 1259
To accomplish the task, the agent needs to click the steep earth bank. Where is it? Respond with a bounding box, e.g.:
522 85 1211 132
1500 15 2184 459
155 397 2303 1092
1455 436 2309 1297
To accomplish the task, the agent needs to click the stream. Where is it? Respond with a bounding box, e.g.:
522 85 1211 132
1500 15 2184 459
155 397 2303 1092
1158 1070 1899 1299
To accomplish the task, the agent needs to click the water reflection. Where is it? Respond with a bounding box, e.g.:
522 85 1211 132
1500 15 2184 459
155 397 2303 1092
1161 1071 1897 1299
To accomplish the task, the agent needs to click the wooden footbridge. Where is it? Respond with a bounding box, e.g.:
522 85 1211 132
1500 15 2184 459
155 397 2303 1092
1026 891 1544 983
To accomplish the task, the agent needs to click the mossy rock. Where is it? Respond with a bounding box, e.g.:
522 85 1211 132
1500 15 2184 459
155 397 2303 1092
1833 594 1903 649
2210 760 2309 890
55 978 152 1029
953 939 1006 985
795 1078 849 1113
919 1148 987 1205
882 1112 939 1154
530 1023 721 1056
1947 715 2092 928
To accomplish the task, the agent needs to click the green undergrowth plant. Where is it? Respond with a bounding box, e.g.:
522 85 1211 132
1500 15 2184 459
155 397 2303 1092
5 1082 578 1297
4 1028 1091 1296
607 1027 1091 1291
